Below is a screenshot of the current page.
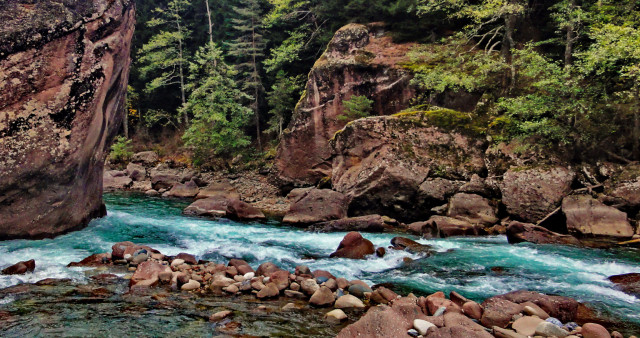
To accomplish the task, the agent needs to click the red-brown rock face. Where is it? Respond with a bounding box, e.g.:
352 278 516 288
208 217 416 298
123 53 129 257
0 0 135 239
275 23 417 187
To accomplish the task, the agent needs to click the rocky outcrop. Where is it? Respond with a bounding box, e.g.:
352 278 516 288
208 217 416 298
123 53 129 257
506 221 582 246
310 214 393 232
282 188 349 225
0 0 135 239
330 112 486 221
275 24 417 187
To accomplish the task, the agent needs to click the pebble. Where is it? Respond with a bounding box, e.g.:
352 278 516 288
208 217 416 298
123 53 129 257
546 317 563 327
581 323 611 338
171 259 185 267
325 309 347 322
181 279 200 291
512 316 543 336
535 321 570 337
243 272 255 280
334 295 365 309
209 310 232 322
124 254 132 261
407 329 419 337
224 284 239 293
433 306 446 316
413 319 435 335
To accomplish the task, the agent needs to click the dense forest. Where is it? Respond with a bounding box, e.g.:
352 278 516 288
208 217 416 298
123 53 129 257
120 0 640 168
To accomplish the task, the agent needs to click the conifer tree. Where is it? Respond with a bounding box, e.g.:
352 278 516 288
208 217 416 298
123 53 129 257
228 0 267 150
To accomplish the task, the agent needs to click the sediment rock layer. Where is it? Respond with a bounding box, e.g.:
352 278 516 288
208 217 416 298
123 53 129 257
0 0 135 239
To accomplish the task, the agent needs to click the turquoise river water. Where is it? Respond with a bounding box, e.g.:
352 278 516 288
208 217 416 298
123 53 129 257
1 192 640 334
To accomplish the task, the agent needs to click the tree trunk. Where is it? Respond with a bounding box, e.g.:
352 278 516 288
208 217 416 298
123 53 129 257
204 0 214 45
564 0 576 68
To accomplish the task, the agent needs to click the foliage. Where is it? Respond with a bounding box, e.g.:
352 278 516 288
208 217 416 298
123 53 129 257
266 71 305 136
181 43 253 163
109 136 134 163
338 95 374 122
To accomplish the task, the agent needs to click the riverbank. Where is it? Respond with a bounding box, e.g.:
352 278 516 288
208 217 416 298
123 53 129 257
2 193 640 336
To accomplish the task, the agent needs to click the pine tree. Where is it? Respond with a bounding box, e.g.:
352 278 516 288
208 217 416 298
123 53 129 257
138 0 191 126
181 43 253 162
266 71 304 136
228 0 267 150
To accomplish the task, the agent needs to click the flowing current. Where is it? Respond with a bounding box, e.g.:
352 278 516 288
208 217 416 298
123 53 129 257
1 193 640 329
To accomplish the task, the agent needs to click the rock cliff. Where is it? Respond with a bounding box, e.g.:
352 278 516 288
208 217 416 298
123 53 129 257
0 0 135 239
275 23 417 187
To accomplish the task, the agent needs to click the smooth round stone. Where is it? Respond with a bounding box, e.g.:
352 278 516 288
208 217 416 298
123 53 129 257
171 259 185 267
512 316 544 336
181 279 200 291
325 309 347 321
224 284 239 293
546 317 563 327
243 272 255 280
132 253 148 264
124 254 132 261
309 286 335 307
347 284 372 298
256 282 279 299
407 329 419 337
316 276 329 284
334 295 365 309
290 282 300 291
301 279 319 295
413 319 436 335
233 275 245 282
535 321 570 337
209 310 232 322
581 323 611 338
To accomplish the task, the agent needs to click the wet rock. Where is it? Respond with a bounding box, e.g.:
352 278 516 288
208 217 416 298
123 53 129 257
506 221 581 246
462 301 483 320
413 319 435 335
132 151 159 166
370 286 398 304
184 196 265 221
284 290 306 299
175 253 197 265
166 180 200 198
426 296 461 316
257 282 279 298
336 278 349 290
376 247 386 257
256 262 281 277
608 273 640 297
228 259 254 274
269 270 290 291
313 270 337 280
1 259 35 275
493 290 579 323
131 261 171 287
512 316 544 336
312 214 391 232
581 323 611 338
535 321 570 337
522 302 550 319
425 216 484 237
294 265 311 276
335 294 365 309
563 195 634 238
282 188 349 225
348 284 373 298
390 237 432 254
209 310 232 322
309 286 335 307
443 312 493 337
68 253 111 267
501 166 575 223
447 193 498 226
329 231 375 259
326 309 348 322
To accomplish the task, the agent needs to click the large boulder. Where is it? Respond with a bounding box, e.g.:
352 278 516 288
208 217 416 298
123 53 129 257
282 188 349 225
0 0 135 239
126 162 146 181
424 216 484 238
608 273 640 297
1 259 35 275
183 195 265 221
506 221 581 246
166 180 199 198
330 112 486 221
563 195 634 239
501 166 575 223
337 297 429 337
311 214 392 232
492 290 579 323
330 231 375 259
103 170 133 190
131 151 159 166
275 24 418 187
603 164 640 211
447 193 498 226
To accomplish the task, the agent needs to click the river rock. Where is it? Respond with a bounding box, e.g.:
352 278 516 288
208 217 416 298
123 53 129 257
104 170 133 190
196 182 240 200
0 0 135 239
269 270 290 291
494 290 579 323
275 23 420 187
501 166 575 223
68 253 110 267
209 310 232 322
370 286 398 304
506 221 582 246
256 262 280 277
166 180 200 198
413 319 435 335
313 270 337 280
301 278 320 295
131 261 171 286
228 259 254 274
608 273 640 297
425 216 484 237
309 286 335 306
335 295 365 309
492 327 527 338
480 297 523 328
184 195 265 221
132 151 159 166
443 312 493 337
522 302 550 319
462 301 483 320
563 195 634 238
311 214 391 232
326 309 348 321
535 321 570 337
330 232 375 259
447 193 498 225
348 284 373 298
581 323 611 338
1 259 35 275
175 253 197 265
256 282 279 298
282 188 349 225
390 237 433 254
512 316 544 336
126 162 146 181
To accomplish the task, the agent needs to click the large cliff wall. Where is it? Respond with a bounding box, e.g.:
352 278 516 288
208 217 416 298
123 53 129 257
275 24 417 188
0 0 135 239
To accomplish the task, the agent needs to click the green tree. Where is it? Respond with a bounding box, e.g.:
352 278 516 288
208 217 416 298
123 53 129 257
138 0 191 126
266 71 304 136
228 0 267 150
338 95 374 121
181 43 253 163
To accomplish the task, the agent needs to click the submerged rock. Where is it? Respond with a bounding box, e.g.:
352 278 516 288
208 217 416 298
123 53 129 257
1 259 35 275
0 0 135 239
506 221 581 246
608 273 640 297
329 232 375 259
184 195 265 221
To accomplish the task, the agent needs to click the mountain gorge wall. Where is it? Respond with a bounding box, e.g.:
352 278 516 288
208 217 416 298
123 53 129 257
0 0 135 239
